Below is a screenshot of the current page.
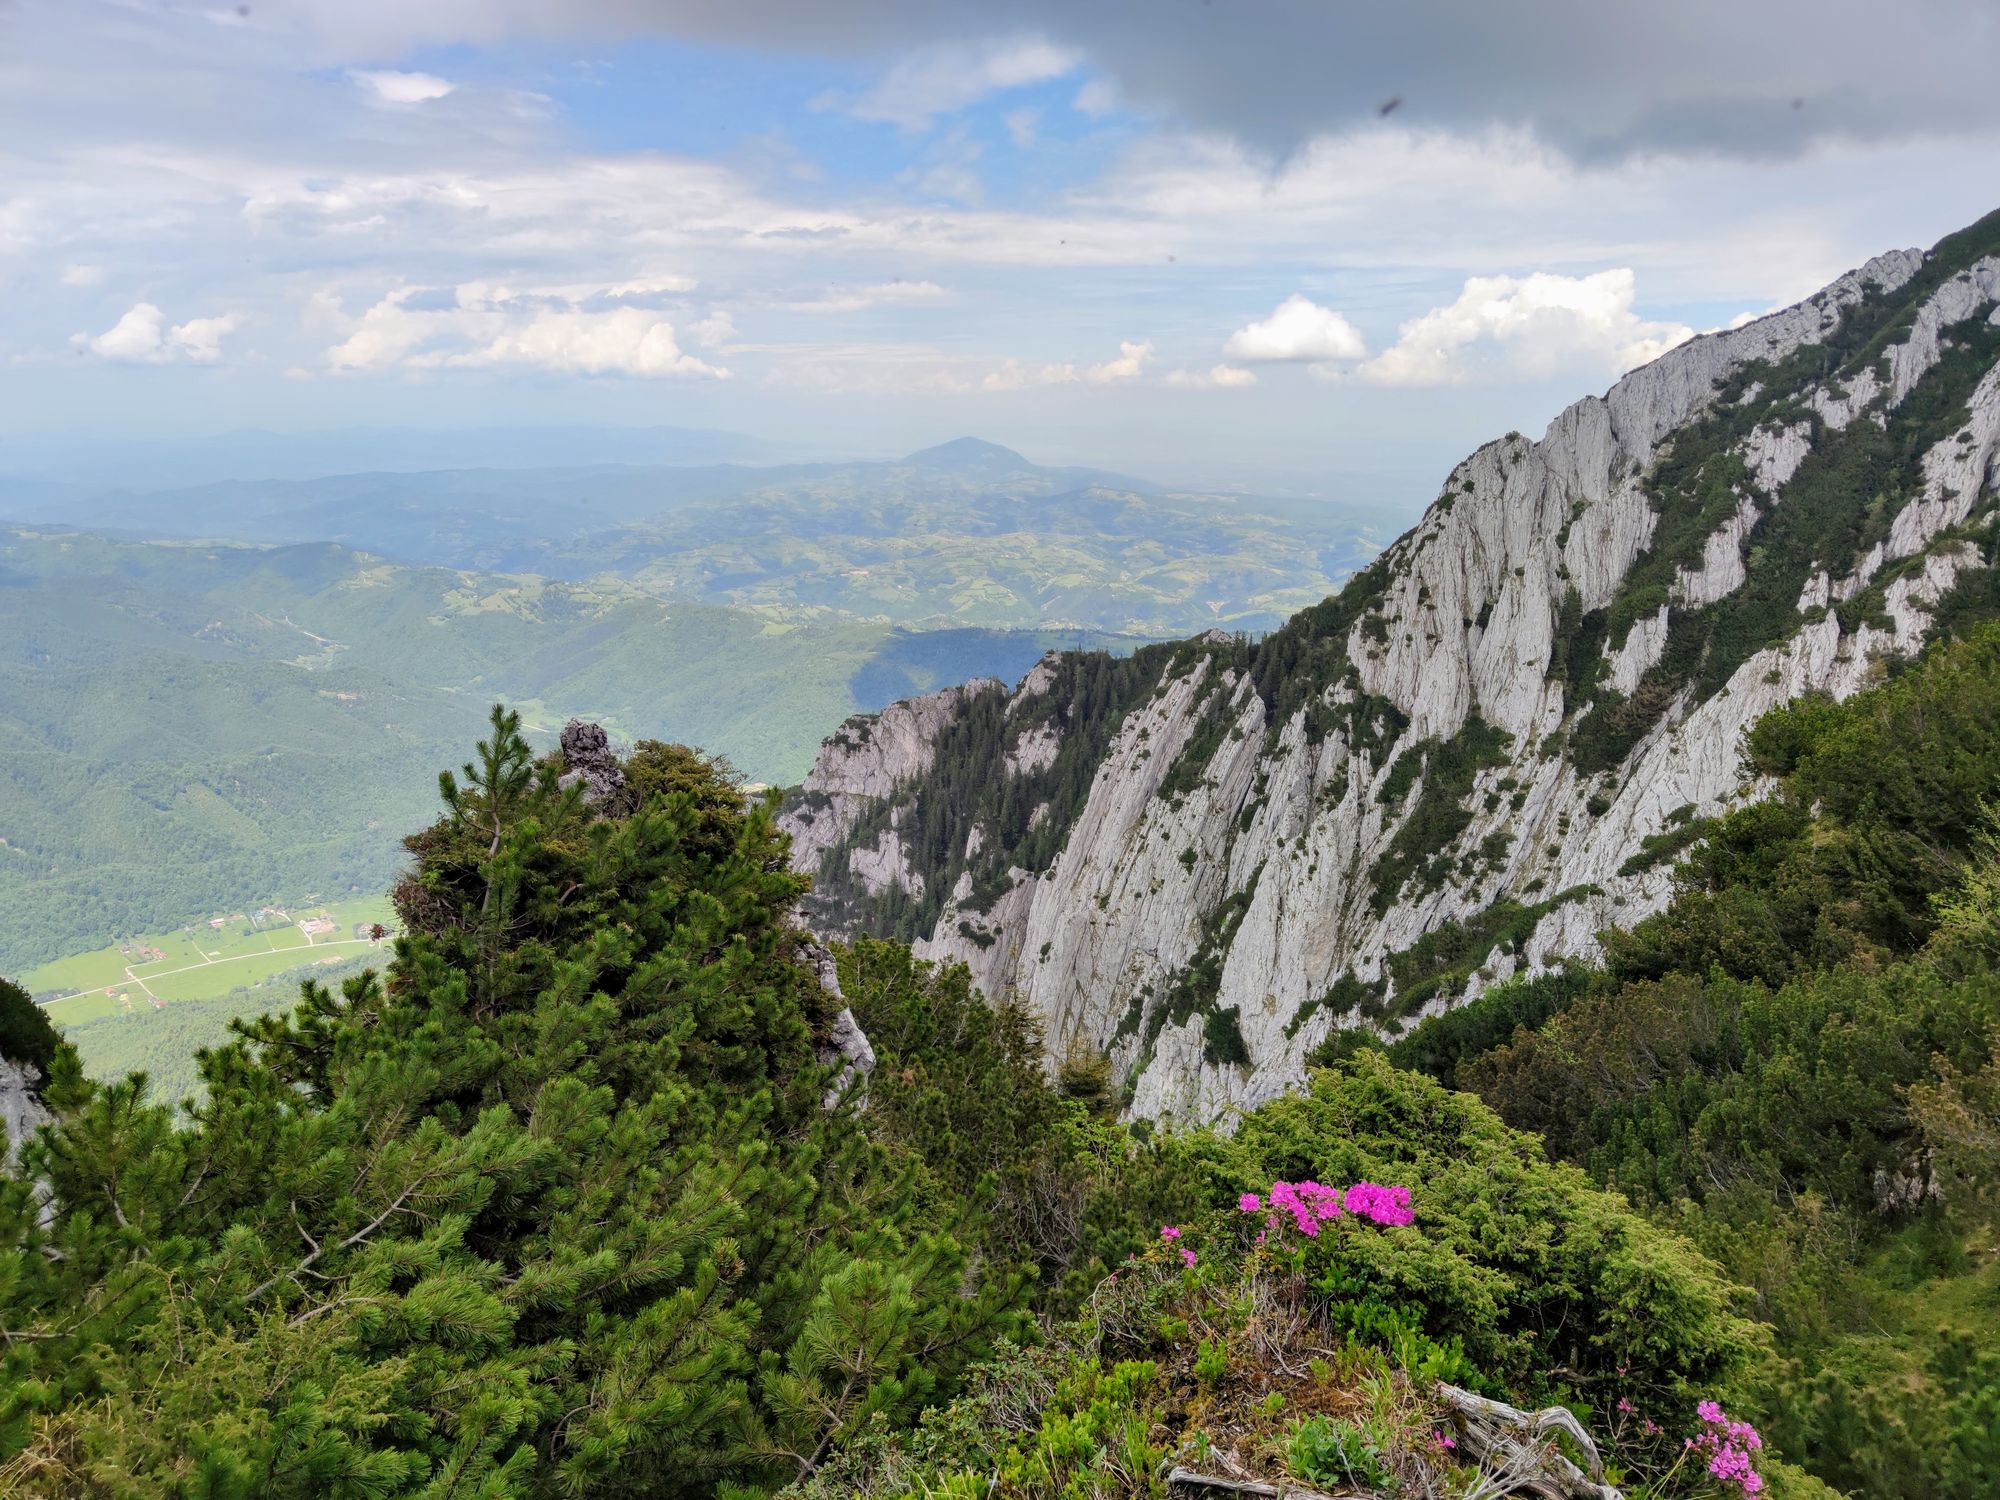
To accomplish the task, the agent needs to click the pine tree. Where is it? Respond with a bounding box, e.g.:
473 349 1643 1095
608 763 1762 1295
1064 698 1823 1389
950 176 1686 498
0 708 1030 1496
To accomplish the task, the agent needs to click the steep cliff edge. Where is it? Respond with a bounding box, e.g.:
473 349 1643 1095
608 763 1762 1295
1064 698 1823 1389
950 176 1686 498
782 208 2000 1124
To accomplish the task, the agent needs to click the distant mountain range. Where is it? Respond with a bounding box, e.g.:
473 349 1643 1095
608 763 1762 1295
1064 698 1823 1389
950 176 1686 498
0 434 1395 969
4 438 1396 637
0 422 780 491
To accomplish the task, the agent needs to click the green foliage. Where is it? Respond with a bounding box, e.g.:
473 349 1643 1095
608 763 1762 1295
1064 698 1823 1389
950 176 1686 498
1385 965 1598 1089
1368 718 1513 912
0 708 1033 1494
1194 1006 1246 1068
0 527 1135 972
1237 1053 1761 1410
0 977 58 1084
800 1054 1759 1498
1287 1414 1396 1492
1606 625 2000 988
1431 620 2000 1498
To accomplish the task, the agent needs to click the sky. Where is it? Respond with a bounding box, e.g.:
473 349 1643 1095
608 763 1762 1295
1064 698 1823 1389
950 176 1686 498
3 0 1999 505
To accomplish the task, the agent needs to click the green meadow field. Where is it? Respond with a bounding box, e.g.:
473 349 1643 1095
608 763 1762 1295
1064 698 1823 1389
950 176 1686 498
24 894 396 1104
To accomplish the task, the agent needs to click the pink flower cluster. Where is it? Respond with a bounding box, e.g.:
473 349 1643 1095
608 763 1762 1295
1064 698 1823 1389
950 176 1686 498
1240 1179 1415 1236
1343 1182 1415 1226
1688 1401 1763 1495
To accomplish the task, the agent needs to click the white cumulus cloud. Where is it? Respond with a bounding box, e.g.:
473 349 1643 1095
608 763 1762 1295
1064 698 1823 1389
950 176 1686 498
168 313 242 362
1165 363 1258 389
60 264 103 287
323 285 726 379
689 309 737 349
79 302 240 362
1086 338 1153 384
1356 268 1694 386
982 340 1160 389
351 69 456 106
1223 294 1368 365
440 307 725 378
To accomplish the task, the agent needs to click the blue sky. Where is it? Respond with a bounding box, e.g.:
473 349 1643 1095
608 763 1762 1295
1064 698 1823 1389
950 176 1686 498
4 0 1998 505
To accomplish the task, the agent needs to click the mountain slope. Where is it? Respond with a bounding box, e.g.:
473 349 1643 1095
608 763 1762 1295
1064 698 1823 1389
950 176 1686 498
0 528 1132 971
781 208 2000 1124
11 445 1392 636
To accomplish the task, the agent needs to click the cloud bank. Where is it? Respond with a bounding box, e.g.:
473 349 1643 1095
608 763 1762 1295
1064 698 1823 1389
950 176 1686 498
80 304 242 363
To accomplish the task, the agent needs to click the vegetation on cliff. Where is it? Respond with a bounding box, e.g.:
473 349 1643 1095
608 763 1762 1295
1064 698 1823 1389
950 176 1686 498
0 707 1837 1498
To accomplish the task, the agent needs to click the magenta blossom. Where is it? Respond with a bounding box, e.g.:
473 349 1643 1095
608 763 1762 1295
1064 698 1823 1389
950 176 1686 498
1160 1225 1181 1242
1687 1402 1764 1496
1254 1179 1415 1238
1181 1247 1198 1268
1342 1181 1415 1227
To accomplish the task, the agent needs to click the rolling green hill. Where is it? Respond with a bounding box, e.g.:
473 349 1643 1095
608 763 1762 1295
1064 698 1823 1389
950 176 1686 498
0 526 1132 972
28 438 1394 636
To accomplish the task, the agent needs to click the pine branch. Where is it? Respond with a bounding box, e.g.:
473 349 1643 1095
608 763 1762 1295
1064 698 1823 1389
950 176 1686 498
244 1175 431 1303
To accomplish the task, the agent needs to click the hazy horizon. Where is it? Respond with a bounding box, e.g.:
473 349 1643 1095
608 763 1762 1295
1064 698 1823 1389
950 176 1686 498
7 1 2000 500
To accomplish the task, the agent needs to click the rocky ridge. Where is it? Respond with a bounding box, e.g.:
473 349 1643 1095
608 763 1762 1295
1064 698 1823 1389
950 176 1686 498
1 1057 50 1169
781 210 2000 1124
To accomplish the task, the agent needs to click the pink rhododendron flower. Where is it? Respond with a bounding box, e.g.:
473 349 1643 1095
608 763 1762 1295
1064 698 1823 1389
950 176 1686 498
1342 1181 1415 1226
1253 1179 1415 1238
1181 1247 1198 1268
1160 1225 1181 1241
1686 1402 1764 1495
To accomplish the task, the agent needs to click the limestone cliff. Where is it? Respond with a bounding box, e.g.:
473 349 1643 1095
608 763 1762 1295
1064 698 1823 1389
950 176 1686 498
782 209 2000 1124
1 1056 50 1169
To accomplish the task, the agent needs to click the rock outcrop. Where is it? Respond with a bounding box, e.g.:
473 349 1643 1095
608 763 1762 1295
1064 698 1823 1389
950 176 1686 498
1 1056 51 1169
557 719 627 807
782 210 2000 1125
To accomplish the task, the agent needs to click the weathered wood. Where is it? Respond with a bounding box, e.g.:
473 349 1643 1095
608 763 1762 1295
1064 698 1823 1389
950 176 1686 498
1438 1384 1624 1500
1164 1469 1340 1500
1164 1385 1623 1500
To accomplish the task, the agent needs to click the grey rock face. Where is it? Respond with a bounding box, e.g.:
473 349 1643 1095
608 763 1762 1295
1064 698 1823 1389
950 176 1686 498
793 917 879 1109
1 1056 51 1169
781 679 1005 873
784 234 2000 1126
558 719 627 807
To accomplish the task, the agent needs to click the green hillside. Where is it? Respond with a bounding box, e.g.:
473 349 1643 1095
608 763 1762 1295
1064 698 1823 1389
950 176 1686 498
14 662 1998 1495
39 439 1393 636
0 527 1132 971
1378 623 2000 1498
0 708 1789 1499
